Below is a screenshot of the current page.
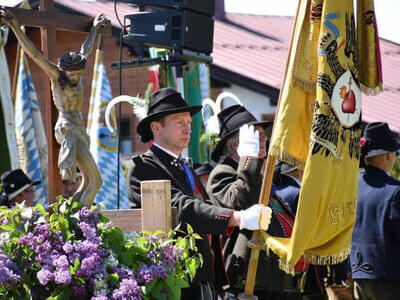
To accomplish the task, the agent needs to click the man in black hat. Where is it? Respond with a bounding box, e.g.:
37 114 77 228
0 169 40 207
127 88 272 299
350 122 400 299
206 105 299 299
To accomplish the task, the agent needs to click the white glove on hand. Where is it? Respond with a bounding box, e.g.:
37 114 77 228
237 124 259 157
239 204 272 231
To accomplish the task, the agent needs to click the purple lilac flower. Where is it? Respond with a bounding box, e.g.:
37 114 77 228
0 252 21 286
91 296 108 300
79 222 101 243
159 245 178 269
138 265 154 284
112 278 141 300
54 255 69 269
37 266 54 286
150 264 168 281
63 242 73 254
76 253 103 280
114 267 134 280
79 207 99 225
54 269 72 285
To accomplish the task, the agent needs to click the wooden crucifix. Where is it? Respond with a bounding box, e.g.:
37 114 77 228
2 0 111 205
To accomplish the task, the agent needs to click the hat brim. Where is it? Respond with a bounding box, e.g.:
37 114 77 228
211 120 273 162
31 180 41 186
364 142 400 158
137 105 202 143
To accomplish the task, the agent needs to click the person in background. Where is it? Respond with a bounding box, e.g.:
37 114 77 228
62 169 82 198
0 169 40 207
273 161 303 215
206 104 299 299
351 122 400 300
126 88 272 300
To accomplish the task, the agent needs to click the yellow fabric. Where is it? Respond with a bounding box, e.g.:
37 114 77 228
269 0 317 168
268 0 382 271
357 0 383 95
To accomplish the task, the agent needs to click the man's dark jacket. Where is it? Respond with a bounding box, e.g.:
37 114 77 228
127 145 233 286
351 165 400 282
207 156 288 292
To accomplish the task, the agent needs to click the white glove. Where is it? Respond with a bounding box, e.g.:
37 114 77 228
239 204 272 231
237 124 259 157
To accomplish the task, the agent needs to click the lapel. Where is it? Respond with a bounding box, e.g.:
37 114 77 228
149 145 193 195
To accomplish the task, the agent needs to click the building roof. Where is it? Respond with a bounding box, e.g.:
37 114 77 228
53 0 400 133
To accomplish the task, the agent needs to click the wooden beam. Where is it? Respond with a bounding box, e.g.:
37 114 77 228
102 208 178 233
6 6 111 35
39 0 60 206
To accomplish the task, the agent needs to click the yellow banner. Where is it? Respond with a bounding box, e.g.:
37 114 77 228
268 0 381 273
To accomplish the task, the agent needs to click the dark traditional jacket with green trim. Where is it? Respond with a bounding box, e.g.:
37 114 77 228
207 156 292 292
127 145 232 287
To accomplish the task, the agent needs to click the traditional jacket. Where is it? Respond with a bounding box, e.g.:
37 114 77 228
207 156 289 292
275 174 300 215
127 145 232 286
351 165 400 282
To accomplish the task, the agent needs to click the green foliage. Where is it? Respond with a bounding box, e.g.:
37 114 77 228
390 158 400 180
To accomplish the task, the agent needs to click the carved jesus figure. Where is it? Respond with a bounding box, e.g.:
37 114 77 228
0 7 106 207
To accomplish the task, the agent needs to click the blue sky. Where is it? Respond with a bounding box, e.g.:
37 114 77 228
225 0 400 44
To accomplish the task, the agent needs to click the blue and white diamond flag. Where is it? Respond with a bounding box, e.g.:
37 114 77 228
15 49 48 206
87 46 129 209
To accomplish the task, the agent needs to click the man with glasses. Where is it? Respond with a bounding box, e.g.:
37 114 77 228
0 169 40 207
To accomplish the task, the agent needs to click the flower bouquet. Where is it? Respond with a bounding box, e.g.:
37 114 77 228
0 198 202 299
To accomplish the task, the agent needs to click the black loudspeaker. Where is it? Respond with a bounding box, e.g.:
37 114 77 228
123 0 215 17
124 9 214 54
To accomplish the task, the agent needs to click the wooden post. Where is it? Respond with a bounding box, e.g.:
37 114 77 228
102 180 177 233
39 0 62 205
141 180 172 232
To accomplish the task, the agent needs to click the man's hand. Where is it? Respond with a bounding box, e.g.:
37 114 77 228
0 7 16 26
237 124 260 158
93 13 107 29
239 204 272 231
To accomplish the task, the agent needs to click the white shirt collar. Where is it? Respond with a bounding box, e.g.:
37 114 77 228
153 142 182 159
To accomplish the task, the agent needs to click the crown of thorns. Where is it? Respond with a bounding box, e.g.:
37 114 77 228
58 51 86 71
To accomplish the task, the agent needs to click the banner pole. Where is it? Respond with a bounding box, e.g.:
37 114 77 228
239 0 304 298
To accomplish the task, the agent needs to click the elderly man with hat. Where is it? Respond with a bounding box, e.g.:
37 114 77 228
126 88 272 299
206 105 301 299
0 169 40 207
350 122 400 299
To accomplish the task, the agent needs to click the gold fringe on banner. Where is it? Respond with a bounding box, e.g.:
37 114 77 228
269 146 306 170
306 245 352 266
360 83 383 96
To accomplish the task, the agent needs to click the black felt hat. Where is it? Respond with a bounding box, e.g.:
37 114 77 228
362 122 400 158
0 169 40 201
211 105 273 162
136 87 202 143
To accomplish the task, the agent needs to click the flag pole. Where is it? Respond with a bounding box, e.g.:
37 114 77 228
239 0 303 298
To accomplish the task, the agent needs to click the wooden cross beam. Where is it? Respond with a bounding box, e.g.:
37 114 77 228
7 0 111 205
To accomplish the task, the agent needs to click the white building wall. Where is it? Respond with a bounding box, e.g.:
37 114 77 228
222 84 276 120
